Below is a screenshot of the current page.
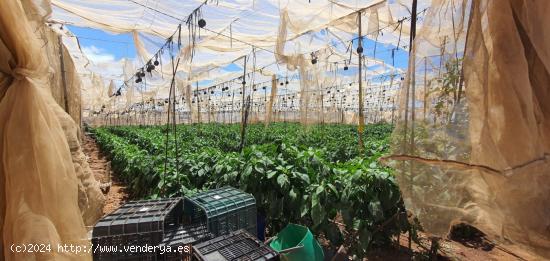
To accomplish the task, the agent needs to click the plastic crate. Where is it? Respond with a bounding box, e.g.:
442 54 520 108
92 197 183 260
157 222 213 261
184 187 256 237
193 229 279 261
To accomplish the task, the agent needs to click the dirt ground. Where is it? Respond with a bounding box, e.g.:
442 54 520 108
325 223 539 261
361 231 538 261
82 133 128 215
82 134 538 260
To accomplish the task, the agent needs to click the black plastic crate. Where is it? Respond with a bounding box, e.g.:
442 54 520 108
157 222 213 261
92 197 183 260
184 187 256 237
193 229 279 261
94 197 183 238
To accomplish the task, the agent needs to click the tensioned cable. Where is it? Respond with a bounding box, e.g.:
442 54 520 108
119 0 426 92
91 2 424 119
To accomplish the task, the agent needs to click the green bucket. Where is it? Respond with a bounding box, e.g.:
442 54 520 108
269 224 324 261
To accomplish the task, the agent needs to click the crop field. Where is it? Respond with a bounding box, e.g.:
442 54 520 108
90 123 406 254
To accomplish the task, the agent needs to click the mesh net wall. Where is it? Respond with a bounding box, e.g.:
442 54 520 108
387 0 550 258
1 0 97 259
42 26 82 126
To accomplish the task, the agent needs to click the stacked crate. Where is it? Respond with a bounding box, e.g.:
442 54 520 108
156 222 212 261
92 198 183 260
184 186 257 237
92 187 272 260
193 229 279 261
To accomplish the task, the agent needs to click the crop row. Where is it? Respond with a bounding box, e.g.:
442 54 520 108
89 123 406 255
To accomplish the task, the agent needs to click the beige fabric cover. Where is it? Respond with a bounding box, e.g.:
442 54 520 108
50 0 412 125
39 23 105 227
389 0 550 258
0 0 92 259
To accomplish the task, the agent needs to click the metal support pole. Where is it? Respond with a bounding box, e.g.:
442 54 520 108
357 12 365 151
58 36 70 113
196 82 201 124
410 0 418 152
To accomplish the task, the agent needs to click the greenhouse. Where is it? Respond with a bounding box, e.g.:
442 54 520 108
0 0 549 260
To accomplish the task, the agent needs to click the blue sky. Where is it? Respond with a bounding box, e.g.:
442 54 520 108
69 25 136 60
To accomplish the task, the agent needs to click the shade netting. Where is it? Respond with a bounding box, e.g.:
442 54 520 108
387 0 550 258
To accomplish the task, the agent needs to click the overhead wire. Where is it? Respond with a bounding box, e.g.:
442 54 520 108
117 0 427 93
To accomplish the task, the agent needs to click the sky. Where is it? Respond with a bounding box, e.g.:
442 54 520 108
69 25 136 61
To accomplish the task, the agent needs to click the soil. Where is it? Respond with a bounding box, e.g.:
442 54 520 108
82 133 128 215
328 229 538 261
369 231 536 261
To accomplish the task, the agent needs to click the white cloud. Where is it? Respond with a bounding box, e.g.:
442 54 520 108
82 45 116 64
81 45 126 80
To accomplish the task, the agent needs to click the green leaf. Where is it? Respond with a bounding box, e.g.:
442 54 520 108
368 200 384 222
298 172 310 184
311 203 324 226
254 166 265 173
277 174 289 189
353 218 362 230
311 192 319 207
315 185 324 196
326 183 338 196
300 203 309 218
267 170 277 179
242 165 253 179
289 188 297 200
197 169 206 177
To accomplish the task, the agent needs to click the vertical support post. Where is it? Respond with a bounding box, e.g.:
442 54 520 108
239 96 251 152
423 57 428 120
406 0 419 249
320 87 324 124
357 12 365 151
266 75 277 126
457 0 476 105
207 88 211 123
231 90 235 124
58 36 70 113
410 0 418 152
340 95 344 124
241 58 247 123
241 56 247 126
391 97 396 124
196 82 201 124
